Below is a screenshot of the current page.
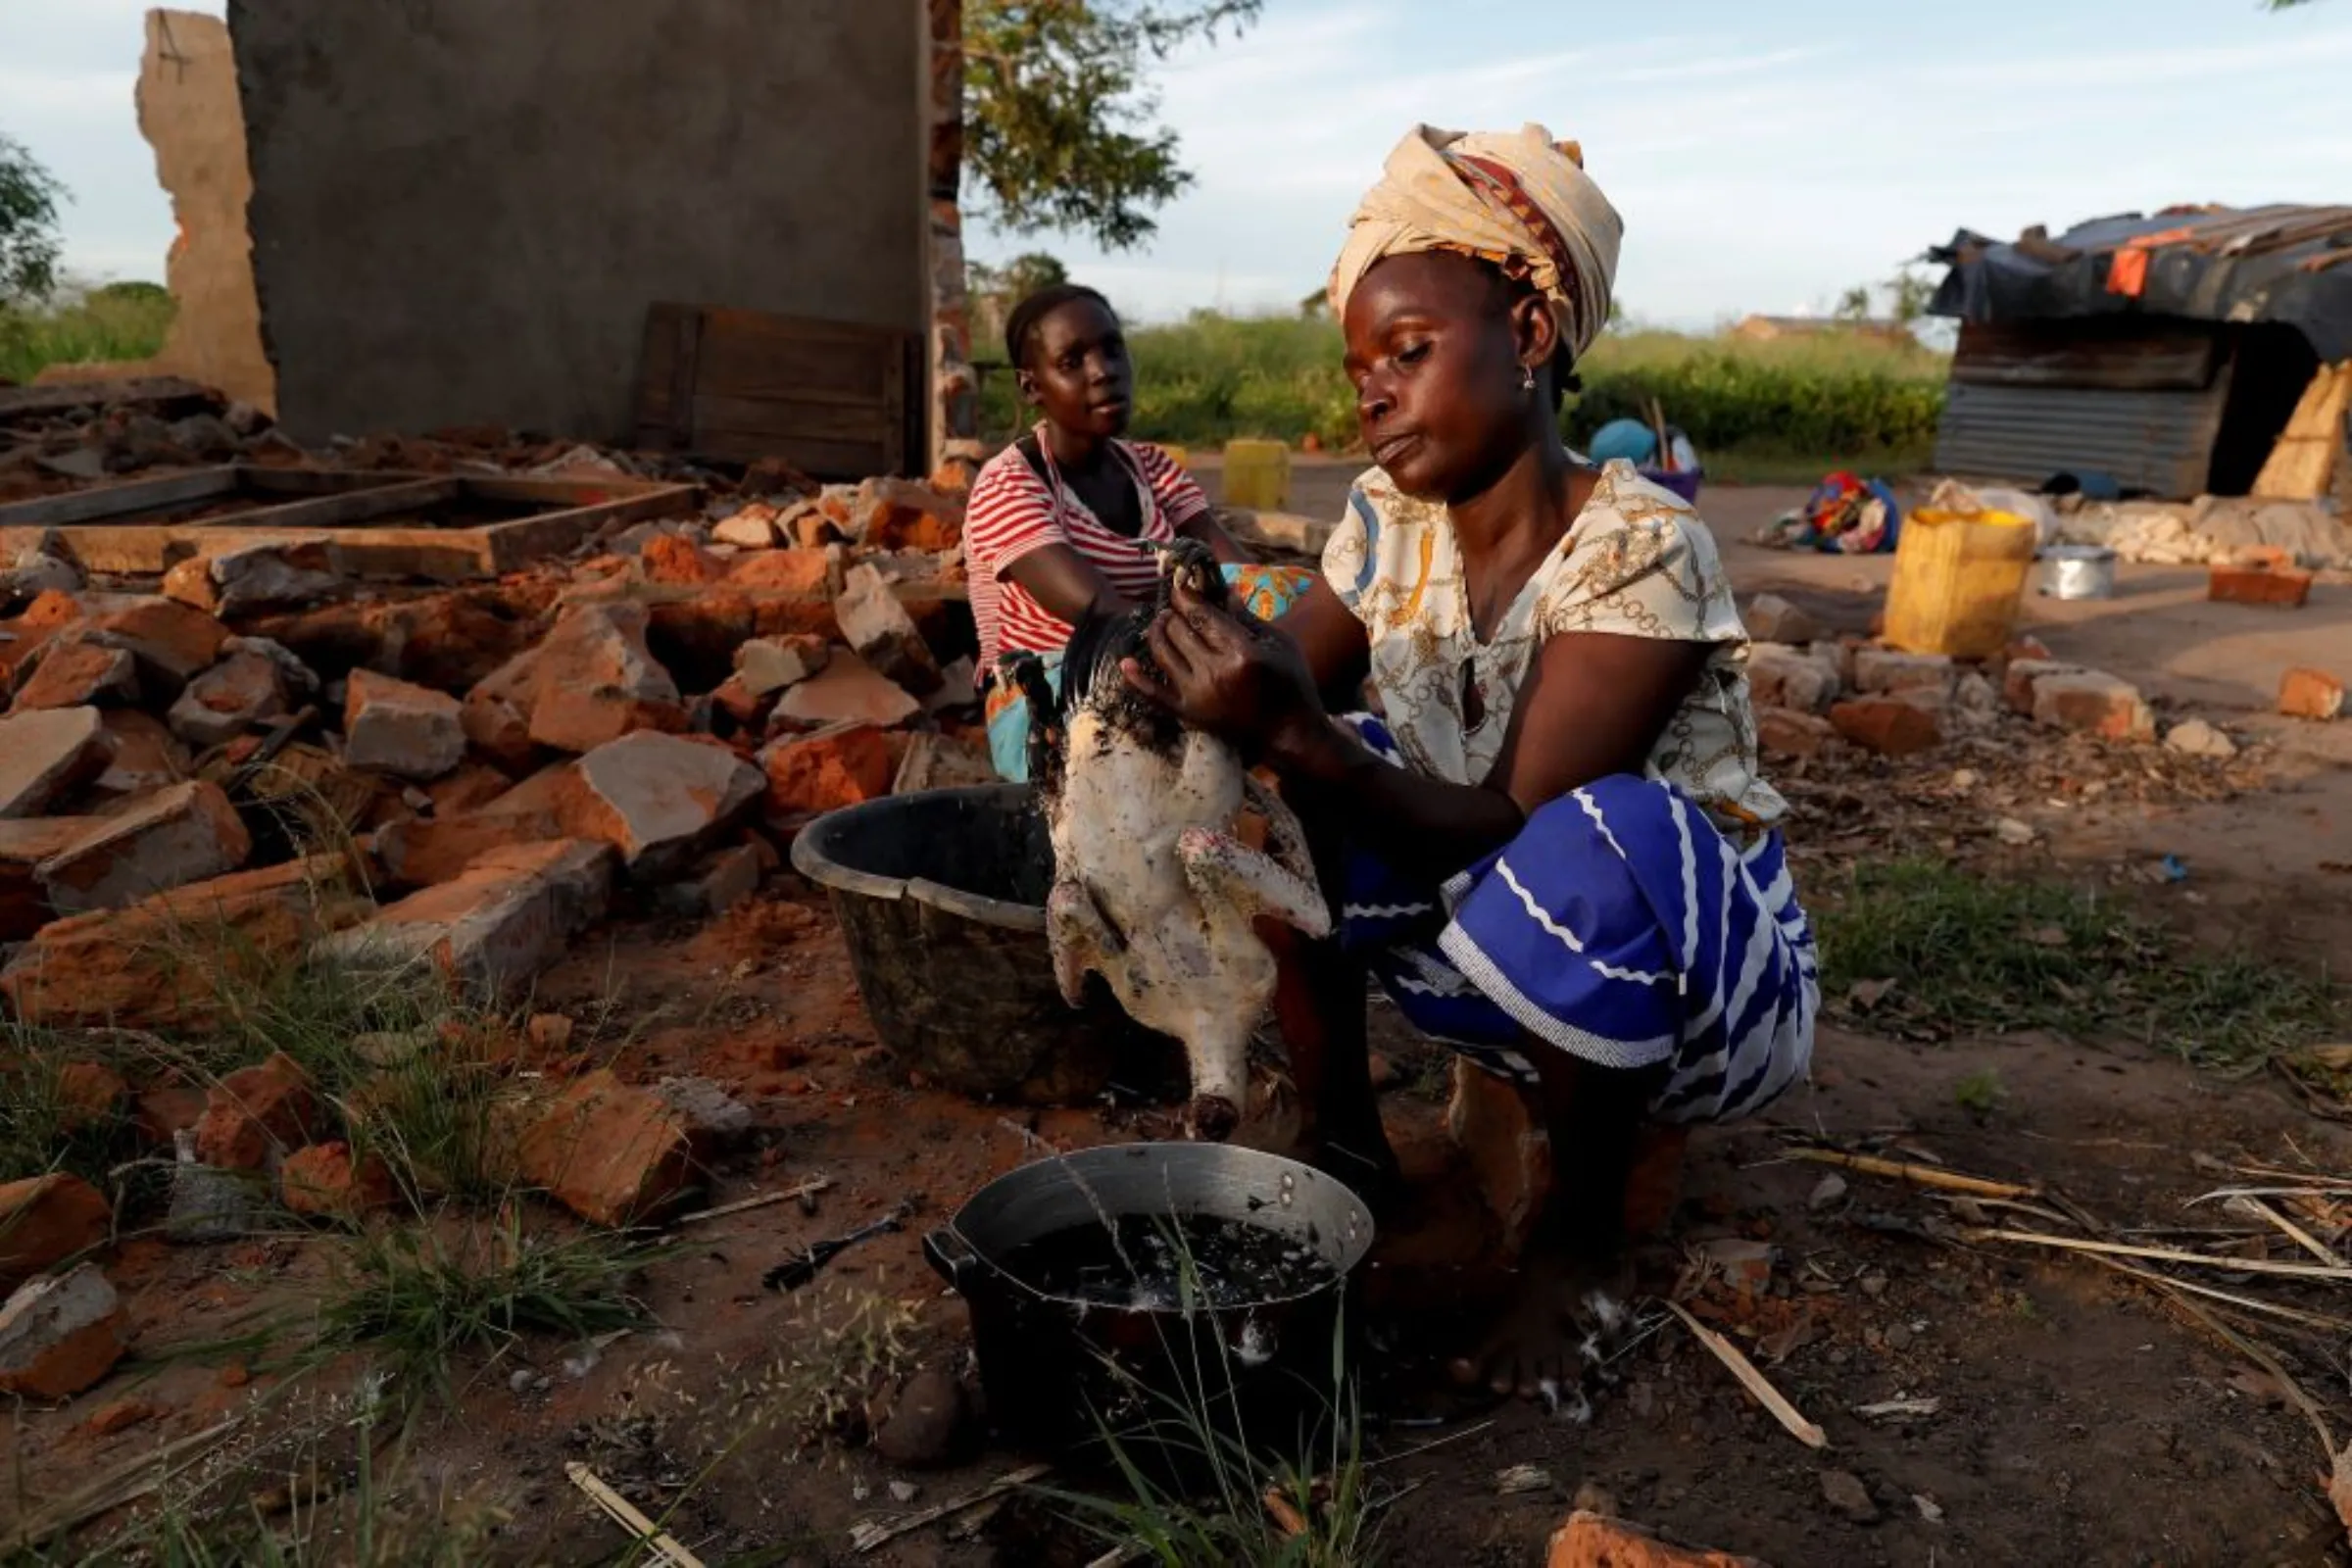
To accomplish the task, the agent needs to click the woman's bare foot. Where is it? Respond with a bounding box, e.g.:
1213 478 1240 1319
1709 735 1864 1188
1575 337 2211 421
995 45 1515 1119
1446 1249 1637 1411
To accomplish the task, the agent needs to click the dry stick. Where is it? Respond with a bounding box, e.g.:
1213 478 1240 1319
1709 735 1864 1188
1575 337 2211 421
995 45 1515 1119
1966 1227 2352 1282
850 1462 1053 1553
1664 1300 1827 1450
2083 1255 2352 1335
2226 1196 2344 1268
673 1175 833 1227
10 1418 240 1550
1787 1149 2034 1200
1365 1417 1498 1472
2088 1256 2337 1461
566 1462 706 1568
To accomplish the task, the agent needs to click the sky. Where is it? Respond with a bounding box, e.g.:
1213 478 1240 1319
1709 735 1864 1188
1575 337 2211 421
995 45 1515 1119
8 0 2352 328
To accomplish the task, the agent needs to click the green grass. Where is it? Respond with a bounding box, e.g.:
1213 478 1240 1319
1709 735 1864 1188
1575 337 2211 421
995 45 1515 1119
981 309 1946 478
309 1209 656 1413
0 281 175 384
1817 859 2345 1067
0 1027 135 1190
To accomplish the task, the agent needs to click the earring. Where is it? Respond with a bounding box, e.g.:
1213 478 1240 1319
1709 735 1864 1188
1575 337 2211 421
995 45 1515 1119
1519 365 1537 394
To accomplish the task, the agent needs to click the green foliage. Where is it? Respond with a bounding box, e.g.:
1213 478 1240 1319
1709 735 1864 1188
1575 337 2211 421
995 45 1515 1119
1817 859 2344 1066
968 248 1073 361
0 282 176 383
965 0 1262 249
0 1026 134 1190
0 133 66 306
1953 1068 2006 1118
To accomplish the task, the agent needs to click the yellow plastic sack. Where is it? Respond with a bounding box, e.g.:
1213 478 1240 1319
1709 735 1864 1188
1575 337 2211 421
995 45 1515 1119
1884 508 2036 661
1221 439 1292 512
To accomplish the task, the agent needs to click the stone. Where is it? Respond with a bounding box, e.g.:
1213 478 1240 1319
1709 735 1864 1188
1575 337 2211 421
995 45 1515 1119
564 732 763 879
134 1083 208 1149
2208 562 2313 608
91 710 189 797
0 817 97 939
36 780 252 915
651 843 764 919
891 729 995 794
1852 648 1955 698
4 552 83 601
874 1368 976 1470
82 1397 159 1436
1448 1056 1551 1258
1950 671 2001 730
2001 658 2074 716
0 1175 112 1283
167 648 291 747
858 479 964 554
1819 1469 1879 1524
835 564 943 696
710 506 781 550
0 1264 128 1399
2031 669 2155 742
12 637 139 710
760 724 894 817
249 588 552 697
655 1076 754 1151
343 669 466 780
774 653 920 730
2279 667 2345 722
466 603 684 756
640 534 727 585
460 690 536 773
1545 1511 1768 1568
0 706 107 817
82 599 230 696
515 1068 693 1226
1829 698 1942 757
727 549 835 595
314 839 615 1004
735 635 831 698
1744 644 1838 713
194 1052 323 1172
280 1141 399 1218
163 541 350 616
2163 718 2239 759
54 1061 129 1133
1743 593 1822 646
1 856 369 1029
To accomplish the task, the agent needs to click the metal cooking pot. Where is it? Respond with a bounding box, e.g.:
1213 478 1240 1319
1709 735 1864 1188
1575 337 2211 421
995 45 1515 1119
925 1143 1374 1457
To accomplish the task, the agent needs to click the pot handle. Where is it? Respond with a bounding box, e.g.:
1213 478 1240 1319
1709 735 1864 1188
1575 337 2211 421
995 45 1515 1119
923 1227 981 1291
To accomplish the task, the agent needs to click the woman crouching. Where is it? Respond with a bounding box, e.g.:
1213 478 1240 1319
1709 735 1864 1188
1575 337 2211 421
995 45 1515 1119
1119 124 1818 1396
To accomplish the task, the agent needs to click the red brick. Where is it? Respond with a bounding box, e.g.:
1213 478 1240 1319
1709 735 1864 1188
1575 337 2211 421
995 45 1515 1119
1547 1511 1769 1568
166 648 292 748
195 1052 323 1172
1755 709 1838 761
1829 698 1943 757
2208 563 2314 608
2001 658 2073 716
564 731 764 878
344 670 466 780
0 1263 128 1399
2031 669 2154 742
34 779 253 914
374 764 577 888
12 638 138 711
728 549 835 595
2279 666 2345 721
760 724 895 816
859 478 964 553
54 1062 128 1134
0 1174 111 1283
133 1083 208 1149
773 652 920 730
83 600 231 693
280 1141 399 1219
515 1069 693 1226
0 706 107 818
641 534 727 586
1 856 368 1030
315 839 615 1004
81 1396 158 1436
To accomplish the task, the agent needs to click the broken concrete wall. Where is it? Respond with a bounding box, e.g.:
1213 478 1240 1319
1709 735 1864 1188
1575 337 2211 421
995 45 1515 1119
926 0 976 464
138 11 273 414
225 0 931 446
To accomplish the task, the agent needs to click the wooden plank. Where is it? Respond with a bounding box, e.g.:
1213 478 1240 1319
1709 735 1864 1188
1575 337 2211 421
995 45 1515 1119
480 483 700 573
0 467 242 528
2253 361 2352 501
176 478 459 533
0 376 215 421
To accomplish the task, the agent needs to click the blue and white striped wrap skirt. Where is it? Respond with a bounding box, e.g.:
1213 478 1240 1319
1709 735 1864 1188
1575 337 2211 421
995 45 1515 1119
1339 715 1816 1125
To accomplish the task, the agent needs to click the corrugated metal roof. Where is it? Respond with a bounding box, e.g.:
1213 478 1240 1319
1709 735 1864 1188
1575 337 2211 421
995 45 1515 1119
1933 376 2230 497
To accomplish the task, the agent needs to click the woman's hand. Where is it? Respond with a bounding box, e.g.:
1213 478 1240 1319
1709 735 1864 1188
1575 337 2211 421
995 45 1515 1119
1121 580 1328 756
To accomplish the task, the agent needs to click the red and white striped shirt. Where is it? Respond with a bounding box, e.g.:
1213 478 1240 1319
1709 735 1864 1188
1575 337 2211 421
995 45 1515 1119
964 429 1211 678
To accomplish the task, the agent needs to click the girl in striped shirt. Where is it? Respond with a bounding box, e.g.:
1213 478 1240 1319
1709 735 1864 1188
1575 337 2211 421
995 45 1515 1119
966 284 1311 780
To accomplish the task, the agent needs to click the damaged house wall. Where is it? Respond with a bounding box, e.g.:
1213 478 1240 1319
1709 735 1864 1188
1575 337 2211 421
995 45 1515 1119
225 0 931 449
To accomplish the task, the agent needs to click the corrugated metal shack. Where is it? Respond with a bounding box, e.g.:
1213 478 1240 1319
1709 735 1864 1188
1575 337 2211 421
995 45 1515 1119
1927 205 2352 499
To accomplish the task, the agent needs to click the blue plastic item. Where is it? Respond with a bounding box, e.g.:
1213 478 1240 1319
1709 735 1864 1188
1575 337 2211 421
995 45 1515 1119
1589 417 1659 467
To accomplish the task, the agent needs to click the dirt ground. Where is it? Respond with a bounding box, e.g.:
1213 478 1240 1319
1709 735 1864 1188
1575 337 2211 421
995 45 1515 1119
10 479 2352 1567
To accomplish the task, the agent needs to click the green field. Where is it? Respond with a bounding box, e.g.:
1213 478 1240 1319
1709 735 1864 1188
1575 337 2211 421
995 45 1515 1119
979 311 1948 481
0 281 176 385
